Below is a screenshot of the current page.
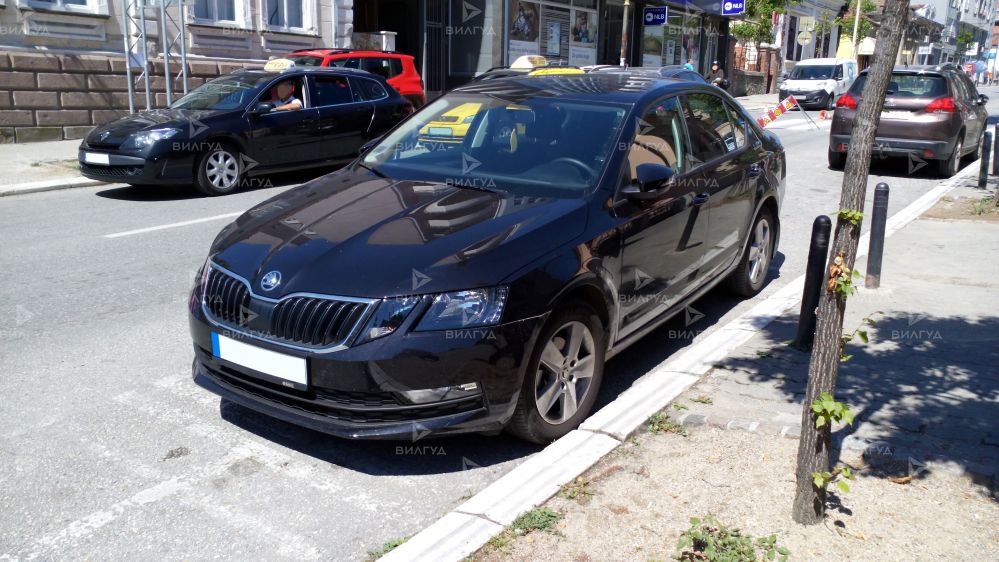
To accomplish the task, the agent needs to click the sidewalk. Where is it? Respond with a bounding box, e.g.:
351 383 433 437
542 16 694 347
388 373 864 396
0 138 104 196
732 92 780 113
462 183 999 561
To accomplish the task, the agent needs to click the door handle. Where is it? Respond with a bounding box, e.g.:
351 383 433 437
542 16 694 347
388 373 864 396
693 192 710 206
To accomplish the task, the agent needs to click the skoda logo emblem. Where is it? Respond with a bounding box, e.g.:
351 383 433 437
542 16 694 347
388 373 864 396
260 271 282 291
99 130 111 141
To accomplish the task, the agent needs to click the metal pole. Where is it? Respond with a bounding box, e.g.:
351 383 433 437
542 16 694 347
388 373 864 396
119 0 135 114
979 130 992 188
160 0 173 105
179 2 189 96
795 215 832 350
992 123 998 175
865 183 890 289
139 1 152 110
619 0 630 67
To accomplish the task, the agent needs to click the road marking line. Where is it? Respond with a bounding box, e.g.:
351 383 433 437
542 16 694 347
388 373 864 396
104 212 241 239
381 162 978 562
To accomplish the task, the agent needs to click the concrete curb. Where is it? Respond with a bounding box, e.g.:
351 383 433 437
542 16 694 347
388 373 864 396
379 165 976 562
0 176 108 197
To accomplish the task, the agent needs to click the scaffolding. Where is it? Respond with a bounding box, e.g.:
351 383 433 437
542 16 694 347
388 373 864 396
118 0 191 113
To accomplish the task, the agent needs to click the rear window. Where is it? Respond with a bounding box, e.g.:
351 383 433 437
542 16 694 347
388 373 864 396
361 57 403 79
789 65 835 80
851 73 948 97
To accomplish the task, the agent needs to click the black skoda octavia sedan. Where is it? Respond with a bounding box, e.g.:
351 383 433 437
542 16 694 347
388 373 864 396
189 72 785 443
79 65 411 195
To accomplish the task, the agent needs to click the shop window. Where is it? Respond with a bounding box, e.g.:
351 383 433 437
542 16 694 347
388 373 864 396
194 0 237 23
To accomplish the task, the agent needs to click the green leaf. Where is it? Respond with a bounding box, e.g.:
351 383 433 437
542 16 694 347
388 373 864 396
689 517 700 526
768 549 776 560
815 414 826 428
840 354 853 362
837 480 850 493
843 409 855 426
812 473 824 488
778 547 790 555
857 330 869 343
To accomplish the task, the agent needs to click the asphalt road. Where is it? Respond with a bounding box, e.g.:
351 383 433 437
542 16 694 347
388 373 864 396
3 88 998 561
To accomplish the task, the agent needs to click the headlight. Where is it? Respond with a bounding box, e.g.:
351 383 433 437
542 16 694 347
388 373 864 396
121 127 180 150
355 296 421 344
416 287 508 331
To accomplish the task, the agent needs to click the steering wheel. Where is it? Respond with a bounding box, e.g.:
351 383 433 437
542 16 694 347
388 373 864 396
549 157 592 178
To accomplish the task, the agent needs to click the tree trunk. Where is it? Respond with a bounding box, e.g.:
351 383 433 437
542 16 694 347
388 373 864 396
791 0 911 525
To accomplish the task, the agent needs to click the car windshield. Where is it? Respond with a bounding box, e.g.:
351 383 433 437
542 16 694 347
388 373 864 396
851 73 948 97
789 65 835 80
287 55 325 67
362 93 628 197
172 74 271 110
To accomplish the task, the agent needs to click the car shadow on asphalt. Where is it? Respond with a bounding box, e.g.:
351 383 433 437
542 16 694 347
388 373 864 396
214 255 787 477
713 312 999 501
93 166 339 202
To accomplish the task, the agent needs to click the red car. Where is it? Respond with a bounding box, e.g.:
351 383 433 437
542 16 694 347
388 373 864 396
287 49 426 108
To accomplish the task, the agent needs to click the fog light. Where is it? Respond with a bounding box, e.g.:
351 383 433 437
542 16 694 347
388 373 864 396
397 382 479 404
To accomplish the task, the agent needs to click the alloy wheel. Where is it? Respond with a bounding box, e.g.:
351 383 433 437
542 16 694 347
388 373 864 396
534 321 596 424
205 149 240 190
747 218 772 285
951 139 962 175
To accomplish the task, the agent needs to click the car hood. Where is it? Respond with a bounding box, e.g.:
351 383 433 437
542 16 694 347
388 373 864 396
85 108 222 147
210 168 589 298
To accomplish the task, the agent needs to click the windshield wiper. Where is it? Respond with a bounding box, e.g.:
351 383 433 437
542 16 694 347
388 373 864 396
356 161 387 178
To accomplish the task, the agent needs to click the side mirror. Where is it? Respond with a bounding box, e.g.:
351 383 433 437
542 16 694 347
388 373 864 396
249 101 275 115
622 163 675 201
978 94 989 105
358 136 383 155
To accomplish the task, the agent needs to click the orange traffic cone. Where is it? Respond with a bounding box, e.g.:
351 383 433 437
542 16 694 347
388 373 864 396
818 110 828 120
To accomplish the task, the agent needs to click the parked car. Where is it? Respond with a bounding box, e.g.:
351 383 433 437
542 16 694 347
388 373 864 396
286 49 426 108
189 72 785 443
79 63 412 195
779 57 858 110
828 64 988 177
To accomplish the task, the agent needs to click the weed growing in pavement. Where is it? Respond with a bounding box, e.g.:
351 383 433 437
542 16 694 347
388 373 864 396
364 536 409 561
648 412 688 436
511 507 562 534
558 476 594 502
675 515 790 562
971 196 996 215
691 395 713 405
672 402 688 411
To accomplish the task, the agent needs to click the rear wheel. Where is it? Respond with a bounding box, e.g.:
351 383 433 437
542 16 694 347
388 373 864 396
506 303 605 444
828 148 846 170
195 144 243 196
726 208 775 297
938 137 962 178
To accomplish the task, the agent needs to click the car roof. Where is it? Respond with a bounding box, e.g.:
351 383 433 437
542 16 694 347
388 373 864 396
859 63 960 76
796 58 839 66
289 49 414 59
453 72 723 106
231 66 384 79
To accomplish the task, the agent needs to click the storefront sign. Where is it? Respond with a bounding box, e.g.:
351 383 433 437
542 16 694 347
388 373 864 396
721 0 745 16
756 95 799 128
643 6 668 26
917 45 932 55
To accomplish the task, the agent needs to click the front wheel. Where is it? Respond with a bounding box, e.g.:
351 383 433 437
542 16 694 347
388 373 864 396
195 144 243 196
506 303 606 444
826 92 836 110
726 208 776 297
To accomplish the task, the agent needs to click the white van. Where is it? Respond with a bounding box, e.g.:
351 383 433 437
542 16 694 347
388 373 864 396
778 58 858 109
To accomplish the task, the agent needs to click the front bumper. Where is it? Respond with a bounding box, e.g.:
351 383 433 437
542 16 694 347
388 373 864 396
78 144 197 185
779 89 830 108
829 134 954 160
189 306 546 440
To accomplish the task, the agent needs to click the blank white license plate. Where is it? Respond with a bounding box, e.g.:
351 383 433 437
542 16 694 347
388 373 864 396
428 127 452 136
84 152 110 165
211 333 307 388
881 110 910 119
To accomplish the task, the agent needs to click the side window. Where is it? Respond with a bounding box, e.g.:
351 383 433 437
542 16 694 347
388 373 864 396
330 57 361 69
950 74 970 100
682 93 735 165
353 78 388 101
390 58 404 77
834 64 844 80
361 58 397 79
313 75 355 106
959 74 978 99
627 96 687 183
723 102 747 150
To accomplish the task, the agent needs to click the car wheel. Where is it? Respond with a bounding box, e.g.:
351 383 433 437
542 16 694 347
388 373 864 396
195 144 243 196
828 148 846 170
726 207 775 297
938 137 962 178
506 303 605 444
826 92 836 110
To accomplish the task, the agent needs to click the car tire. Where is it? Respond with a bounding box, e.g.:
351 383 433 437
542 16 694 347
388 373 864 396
828 148 846 170
725 207 776 298
506 302 606 444
938 137 962 178
194 143 243 196
826 92 836 110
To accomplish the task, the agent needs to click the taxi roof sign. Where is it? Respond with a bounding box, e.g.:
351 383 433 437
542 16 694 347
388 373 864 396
264 58 297 72
527 67 585 76
510 55 547 69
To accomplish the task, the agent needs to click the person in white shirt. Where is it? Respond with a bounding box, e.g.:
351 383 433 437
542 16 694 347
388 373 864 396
272 80 303 111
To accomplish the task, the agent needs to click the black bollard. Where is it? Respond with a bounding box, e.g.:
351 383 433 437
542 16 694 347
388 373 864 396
866 183 890 289
980 131 992 188
993 124 999 175
796 216 832 350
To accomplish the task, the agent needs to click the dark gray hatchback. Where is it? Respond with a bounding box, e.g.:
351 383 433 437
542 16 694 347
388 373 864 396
828 64 988 177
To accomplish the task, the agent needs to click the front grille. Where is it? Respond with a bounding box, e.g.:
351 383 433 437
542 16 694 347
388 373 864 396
208 360 483 424
203 265 372 349
81 163 144 177
270 297 369 347
204 267 252 327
